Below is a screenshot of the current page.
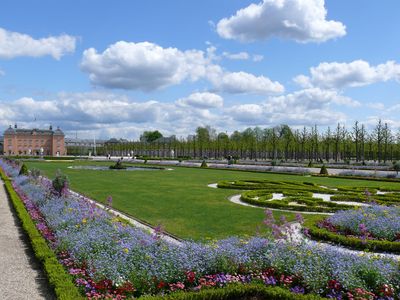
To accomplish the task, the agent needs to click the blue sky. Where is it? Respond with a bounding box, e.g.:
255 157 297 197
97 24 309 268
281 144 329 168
0 0 399 139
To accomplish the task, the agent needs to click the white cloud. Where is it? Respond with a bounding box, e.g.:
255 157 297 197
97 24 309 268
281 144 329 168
222 51 250 60
208 66 284 95
0 27 76 60
81 41 284 95
0 69 4 76
0 92 226 139
177 92 223 109
295 60 400 89
227 88 353 125
216 0 346 43
81 41 210 91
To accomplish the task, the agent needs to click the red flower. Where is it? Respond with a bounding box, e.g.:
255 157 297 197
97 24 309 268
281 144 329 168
185 271 196 283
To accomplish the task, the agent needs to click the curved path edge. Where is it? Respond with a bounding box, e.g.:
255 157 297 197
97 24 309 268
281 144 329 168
0 180 55 299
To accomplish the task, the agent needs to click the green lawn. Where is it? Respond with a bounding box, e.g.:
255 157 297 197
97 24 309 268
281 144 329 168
25 160 400 240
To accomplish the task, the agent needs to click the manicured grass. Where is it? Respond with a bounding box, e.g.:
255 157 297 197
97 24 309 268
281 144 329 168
25 160 400 241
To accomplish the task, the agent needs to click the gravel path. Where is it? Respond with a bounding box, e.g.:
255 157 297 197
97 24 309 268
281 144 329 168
0 180 55 300
286 222 400 261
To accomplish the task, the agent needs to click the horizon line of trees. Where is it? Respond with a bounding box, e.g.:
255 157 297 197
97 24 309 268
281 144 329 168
69 120 400 163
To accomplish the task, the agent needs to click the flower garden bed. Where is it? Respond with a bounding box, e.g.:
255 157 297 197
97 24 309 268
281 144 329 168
306 205 400 253
1 158 400 299
217 180 400 213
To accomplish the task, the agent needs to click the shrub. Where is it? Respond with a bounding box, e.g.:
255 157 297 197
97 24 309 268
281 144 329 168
109 159 126 169
307 161 313 168
319 165 328 175
30 168 41 179
201 160 208 168
52 170 69 197
19 163 29 176
271 160 278 166
393 162 400 175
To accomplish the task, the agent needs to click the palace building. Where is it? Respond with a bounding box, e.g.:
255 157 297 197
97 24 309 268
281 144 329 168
3 124 66 156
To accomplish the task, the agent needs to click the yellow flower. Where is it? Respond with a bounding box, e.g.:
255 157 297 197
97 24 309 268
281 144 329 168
123 248 129 254
82 218 87 224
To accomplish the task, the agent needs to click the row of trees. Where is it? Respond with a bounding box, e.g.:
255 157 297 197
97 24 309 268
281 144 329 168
77 120 400 163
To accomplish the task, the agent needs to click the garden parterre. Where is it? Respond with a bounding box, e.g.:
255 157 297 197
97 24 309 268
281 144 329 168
1 159 400 299
217 179 400 213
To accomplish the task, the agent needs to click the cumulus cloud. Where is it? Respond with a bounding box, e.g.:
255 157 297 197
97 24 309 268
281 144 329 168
208 66 284 95
227 88 353 125
177 92 223 109
0 88 365 139
0 27 76 60
81 41 283 94
295 60 400 89
216 0 346 43
81 41 210 91
0 92 226 139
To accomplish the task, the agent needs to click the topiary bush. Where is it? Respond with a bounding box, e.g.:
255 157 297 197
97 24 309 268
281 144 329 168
200 160 208 168
52 170 69 197
19 163 29 176
319 165 328 175
109 159 126 169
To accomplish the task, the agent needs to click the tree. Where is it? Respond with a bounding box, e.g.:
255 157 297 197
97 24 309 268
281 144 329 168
373 119 384 162
141 130 163 143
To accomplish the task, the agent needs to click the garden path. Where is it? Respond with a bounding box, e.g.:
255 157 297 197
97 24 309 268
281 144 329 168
0 181 55 300
286 222 400 261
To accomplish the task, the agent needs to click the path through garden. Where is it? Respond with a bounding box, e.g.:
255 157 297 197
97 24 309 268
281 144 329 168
0 180 55 300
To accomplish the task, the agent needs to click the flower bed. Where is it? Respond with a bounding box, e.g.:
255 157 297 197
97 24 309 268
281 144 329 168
1 159 400 300
217 179 400 213
306 205 400 253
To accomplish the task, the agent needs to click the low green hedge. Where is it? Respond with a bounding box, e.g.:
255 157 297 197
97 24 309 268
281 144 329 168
0 169 84 300
140 283 325 300
305 219 400 254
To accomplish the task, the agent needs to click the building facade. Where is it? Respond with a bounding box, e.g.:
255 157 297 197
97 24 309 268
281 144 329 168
3 124 66 156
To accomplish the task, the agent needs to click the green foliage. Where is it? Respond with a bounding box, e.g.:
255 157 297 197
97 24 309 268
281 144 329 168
305 219 400 254
24 160 400 240
219 179 400 213
141 130 163 143
201 160 208 168
52 169 69 196
307 161 313 168
0 168 84 300
271 160 278 166
140 283 324 300
319 165 328 175
19 163 29 176
30 168 41 179
109 159 126 169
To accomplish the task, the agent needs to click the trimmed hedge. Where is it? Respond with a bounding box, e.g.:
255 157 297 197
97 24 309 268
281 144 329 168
218 179 400 212
140 283 325 300
0 169 84 300
305 219 400 254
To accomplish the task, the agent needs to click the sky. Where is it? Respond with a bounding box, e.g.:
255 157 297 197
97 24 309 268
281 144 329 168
0 0 400 139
